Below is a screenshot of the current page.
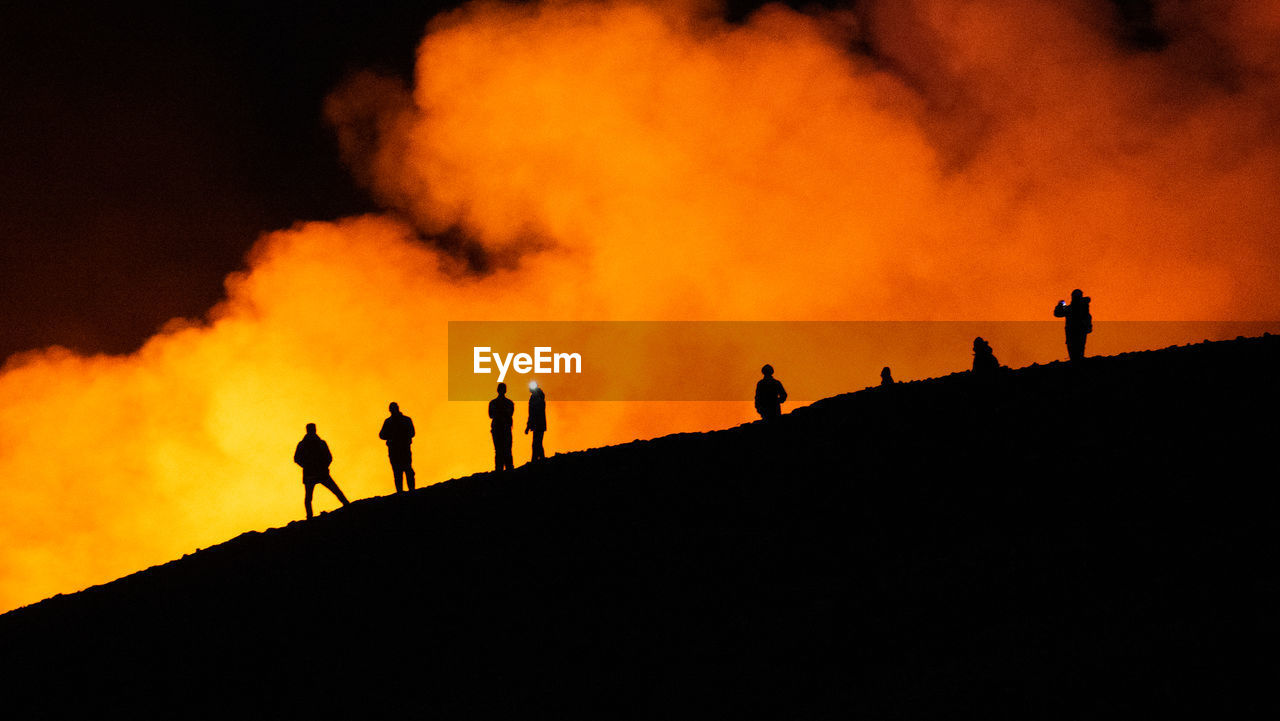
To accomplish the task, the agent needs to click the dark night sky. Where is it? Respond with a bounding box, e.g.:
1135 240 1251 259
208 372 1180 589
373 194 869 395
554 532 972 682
0 0 1157 361
0 1 454 359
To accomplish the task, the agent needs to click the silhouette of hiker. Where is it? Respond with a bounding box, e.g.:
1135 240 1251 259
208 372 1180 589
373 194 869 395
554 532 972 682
525 381 547 462
489 382 515 471
881 366 895 386
755 364 788 420
1054 289 1093 361
379 401 416 493
972 337 1000 376
293 423 350 520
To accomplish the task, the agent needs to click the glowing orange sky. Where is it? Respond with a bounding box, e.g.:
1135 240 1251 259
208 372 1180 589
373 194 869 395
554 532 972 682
3 0 1279 612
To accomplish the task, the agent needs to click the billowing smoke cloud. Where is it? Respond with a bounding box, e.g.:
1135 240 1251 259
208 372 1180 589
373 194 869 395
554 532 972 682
3 0 1279 611
327 0 1280 319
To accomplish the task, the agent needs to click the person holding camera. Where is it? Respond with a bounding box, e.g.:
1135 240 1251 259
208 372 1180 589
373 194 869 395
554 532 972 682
1053 289 1093 361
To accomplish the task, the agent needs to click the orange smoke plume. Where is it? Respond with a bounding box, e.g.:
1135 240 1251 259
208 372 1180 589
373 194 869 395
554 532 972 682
3 0 1280 611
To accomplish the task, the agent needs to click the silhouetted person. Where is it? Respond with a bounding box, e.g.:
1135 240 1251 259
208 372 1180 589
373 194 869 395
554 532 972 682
755 364 788 420
293 423 350 520
525 381 547 462
972 337 1000 376
489 382 515 471
880 366 895 386
1054 289 1093 361
379 401 416 493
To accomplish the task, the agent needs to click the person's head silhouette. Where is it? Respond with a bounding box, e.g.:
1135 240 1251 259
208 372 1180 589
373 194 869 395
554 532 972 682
497 382 507 396
1072 289 1084 301
305 423 317 434
389 402 400 414
762 364 774 377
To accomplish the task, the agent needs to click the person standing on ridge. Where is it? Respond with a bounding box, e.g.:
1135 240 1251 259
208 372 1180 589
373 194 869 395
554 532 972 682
489 382 515 471
525 381 547 463
755 364 788 421
293 423 350 520
880 367 895 386
379 401 416 493
1054 289 1093 361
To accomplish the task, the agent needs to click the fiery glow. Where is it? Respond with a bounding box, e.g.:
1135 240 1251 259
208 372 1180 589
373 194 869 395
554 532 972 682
3 0 1280 611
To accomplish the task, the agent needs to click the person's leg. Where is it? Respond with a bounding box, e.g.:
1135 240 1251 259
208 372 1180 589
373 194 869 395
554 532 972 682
321 476 350 507
404 464 416 491
1067 333 1084 361
492 430 501 470
532 430 545 461
391 449 413 492
304 482 315 520
497 429 514 470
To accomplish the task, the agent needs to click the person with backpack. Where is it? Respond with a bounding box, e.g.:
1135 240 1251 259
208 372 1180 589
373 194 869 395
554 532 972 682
1054 289 1093 361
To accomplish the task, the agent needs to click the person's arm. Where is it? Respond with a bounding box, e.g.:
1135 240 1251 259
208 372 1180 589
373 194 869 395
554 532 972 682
406 417 415 440
322 441 333 467
778 383 788 404
294 442 303 467
378 419 389 441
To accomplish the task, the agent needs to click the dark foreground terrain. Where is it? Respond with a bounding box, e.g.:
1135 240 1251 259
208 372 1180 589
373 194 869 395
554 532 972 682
3 336 1279 718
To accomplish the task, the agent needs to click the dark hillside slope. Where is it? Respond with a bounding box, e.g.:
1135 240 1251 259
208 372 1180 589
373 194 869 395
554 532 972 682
3 336 1279 718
